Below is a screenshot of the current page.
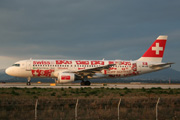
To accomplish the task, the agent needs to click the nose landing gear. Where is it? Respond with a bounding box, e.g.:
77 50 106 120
26 77 31 86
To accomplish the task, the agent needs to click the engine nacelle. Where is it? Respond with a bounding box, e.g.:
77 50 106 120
57 73 75 83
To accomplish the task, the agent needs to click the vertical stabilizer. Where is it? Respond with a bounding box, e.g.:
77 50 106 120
138 35 167 62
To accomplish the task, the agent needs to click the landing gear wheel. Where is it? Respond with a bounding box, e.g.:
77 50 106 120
81 80 91 86
81 81 85 86
85 81 91 86
27 77 31 86
27 82 31 86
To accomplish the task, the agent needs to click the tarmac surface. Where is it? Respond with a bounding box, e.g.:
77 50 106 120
0 82 180 89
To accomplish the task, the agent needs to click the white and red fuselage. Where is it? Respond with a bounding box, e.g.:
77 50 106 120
5 59 168 78
5 35 173 85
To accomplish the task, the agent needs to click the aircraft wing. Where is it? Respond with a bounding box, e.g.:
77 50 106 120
149 62 174 69
66 64 115 76
77 64 115 73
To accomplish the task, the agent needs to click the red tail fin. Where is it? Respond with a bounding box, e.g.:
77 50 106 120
138 35 167 62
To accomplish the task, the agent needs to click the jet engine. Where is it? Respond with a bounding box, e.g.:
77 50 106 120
57 73 75 83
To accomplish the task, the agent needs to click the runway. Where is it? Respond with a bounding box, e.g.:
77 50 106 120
0 82 180 89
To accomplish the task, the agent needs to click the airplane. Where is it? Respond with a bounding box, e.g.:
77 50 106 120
5 35 174 86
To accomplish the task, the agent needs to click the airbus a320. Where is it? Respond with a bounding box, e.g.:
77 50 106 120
5 35 174 86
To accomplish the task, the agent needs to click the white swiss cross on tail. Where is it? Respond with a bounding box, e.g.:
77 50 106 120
152 43 163 55
138 35 167 62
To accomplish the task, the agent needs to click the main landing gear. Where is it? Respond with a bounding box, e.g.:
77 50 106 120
26 77 31 86
81 80 91 86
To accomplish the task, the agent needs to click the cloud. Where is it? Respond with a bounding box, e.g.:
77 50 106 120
0 56 19 69
0 0 180 71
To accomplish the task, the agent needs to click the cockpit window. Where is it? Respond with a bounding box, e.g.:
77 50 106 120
12 64 20 67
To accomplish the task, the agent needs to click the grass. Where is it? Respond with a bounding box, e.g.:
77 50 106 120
0 88 180 119
1 87 180 99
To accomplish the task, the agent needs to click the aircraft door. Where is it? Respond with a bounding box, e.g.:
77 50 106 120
26 60 31 71
132 63 137 71
132 62 141 73
136 61 141 72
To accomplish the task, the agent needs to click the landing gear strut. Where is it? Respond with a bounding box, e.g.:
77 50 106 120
26 77 31 86
81 80 91 86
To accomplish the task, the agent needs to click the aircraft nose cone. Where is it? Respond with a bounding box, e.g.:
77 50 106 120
5 67 13 76
5 68 10 75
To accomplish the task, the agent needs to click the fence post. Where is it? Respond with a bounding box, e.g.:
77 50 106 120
35 99 38 120
156 97 160 120
75 99 79 120
118 98 121 120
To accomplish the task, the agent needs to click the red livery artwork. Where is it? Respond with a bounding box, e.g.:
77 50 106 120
76 61 89 65
32 69 54 77
142 40 166 57
56 60 72 64
33 61 51 65
61 76 71 80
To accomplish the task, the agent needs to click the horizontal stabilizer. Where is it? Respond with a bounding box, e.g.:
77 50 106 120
149 62 174 69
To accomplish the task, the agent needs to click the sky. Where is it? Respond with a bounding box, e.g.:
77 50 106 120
0 0 180 71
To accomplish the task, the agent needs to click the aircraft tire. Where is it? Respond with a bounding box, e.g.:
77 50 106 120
85 81 91 86
80 81 85 86
27 82 31 86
